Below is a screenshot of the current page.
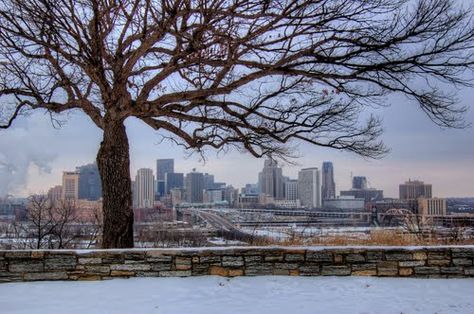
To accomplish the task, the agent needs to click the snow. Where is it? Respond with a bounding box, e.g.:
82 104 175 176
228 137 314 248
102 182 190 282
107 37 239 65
1 276 473 314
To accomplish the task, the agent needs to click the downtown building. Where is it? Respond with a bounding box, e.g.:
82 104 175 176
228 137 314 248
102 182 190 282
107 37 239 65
156 159 174 197
258 158 285 200
134 168 155 209
321 161 336 200
399 179 432 200
61 171 79 201
76 163 102 201
297 167 321 209
185 170 204 203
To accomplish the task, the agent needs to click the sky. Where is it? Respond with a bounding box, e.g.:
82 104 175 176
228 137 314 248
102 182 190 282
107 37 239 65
1 85 473 199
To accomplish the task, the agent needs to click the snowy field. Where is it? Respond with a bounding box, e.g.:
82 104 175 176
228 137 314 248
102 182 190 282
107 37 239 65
1 277 473 314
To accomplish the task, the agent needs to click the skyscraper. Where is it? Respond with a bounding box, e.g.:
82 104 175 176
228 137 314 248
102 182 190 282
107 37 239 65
399 179 432 200
62 171 79 201
258 158 285 200
135 168 155 209
352 176 368 190
185 170 204 203
76 163 102 201
321 161 336 200
156 159 174 181
156 159 174 197
297 168 321 208
165 172 184 194
203 173 215 190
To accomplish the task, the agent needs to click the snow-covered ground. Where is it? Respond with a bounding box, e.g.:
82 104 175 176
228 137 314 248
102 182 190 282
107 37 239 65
1 276 473 314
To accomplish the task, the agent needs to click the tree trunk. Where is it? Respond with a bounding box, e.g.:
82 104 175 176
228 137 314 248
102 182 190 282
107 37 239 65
97 118 134 248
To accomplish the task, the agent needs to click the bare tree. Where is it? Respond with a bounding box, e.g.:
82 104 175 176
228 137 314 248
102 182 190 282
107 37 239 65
1 0 473 248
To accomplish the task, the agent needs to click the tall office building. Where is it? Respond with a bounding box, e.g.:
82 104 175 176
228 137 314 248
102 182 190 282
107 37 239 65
61 171 79 201
165 172 184 194
76 163 102 201
203 173 215 190
258 158 285 200
156 159 174 197
321 161 336 200
399 179 432 200
285 180 298 201
297 168 321 208
185 170 204 203
156 159 174 181
352 176 368 190
135 168 155 209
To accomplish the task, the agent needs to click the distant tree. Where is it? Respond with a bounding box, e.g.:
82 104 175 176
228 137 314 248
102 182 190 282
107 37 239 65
8 195 77 249
1 0 473 248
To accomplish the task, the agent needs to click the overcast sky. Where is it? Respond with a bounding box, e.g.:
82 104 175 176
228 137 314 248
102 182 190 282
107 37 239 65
1 86 473 198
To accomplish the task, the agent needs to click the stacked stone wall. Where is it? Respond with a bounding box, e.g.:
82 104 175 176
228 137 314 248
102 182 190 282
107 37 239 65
1 246 473 282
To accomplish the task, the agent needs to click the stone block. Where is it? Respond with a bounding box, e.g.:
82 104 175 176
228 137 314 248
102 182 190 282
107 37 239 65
264 255 284 262
0 272 23 282
440 267 464 275
245 263 273 276
399 261 425 267
351 263 376 271
352 270 377 276
77 275 102 281
274 263 299 270
289 270 300 276
377 261 398 276
192 264 209 275
452 258 473 266
44 255 76 271
229 269 244 277
273 269 289 276
399 268 413 276
24 272 68 281
84 265 110 274
385 252 413 261
306 252 333 262
31 251 45 259
366 251 384 261
244 256 262 263
176 263 192 270
200 256 221 264
222 256 244 267
176 257 192 264
464 267 474 276
78 258 102 265
414 266 440 275
285 254 304 262
345 254 365 263
299 264 320 276
5 251 31 259
123 252 145 261
413 252 428 260
159 270 191 277
9 261 43 273
451 249 474 258
321 266 351 276
150 263 172 272
427 252 450 260
209 266 229 276
427 259 451 267
110 270 135 277
110 264 151 271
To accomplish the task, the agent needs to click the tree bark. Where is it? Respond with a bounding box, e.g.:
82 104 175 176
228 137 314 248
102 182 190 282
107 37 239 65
97 118 134 248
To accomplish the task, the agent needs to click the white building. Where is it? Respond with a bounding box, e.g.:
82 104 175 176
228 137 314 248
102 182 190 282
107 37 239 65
285 179 298 201
135 168 155 209
297 168 321 209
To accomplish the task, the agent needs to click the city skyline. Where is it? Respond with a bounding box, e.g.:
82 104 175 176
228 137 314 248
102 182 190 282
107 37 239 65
1 92 473 198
